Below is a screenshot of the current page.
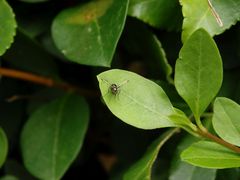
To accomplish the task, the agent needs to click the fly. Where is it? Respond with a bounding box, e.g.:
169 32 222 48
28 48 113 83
100 78 129 96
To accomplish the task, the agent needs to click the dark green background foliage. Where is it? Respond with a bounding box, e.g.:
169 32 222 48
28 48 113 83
0 0 240 179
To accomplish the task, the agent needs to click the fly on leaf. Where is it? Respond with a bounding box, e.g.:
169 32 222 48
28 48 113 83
100 78 129 96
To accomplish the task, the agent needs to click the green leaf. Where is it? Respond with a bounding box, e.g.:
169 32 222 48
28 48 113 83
181 141 240 169
122 19 172 82
128 0 182 31
97 69 193 130
124 128 178 180
175 29 223 120
21 94 89 179
212 97 240 146
0 128 8 168
170 163 216 180
170 135 216 180
0 0 17 56
180 0 240 42
52 0 128 67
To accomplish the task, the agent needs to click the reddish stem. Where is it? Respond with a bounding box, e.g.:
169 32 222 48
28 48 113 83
197 129 240 153
0 67 99 97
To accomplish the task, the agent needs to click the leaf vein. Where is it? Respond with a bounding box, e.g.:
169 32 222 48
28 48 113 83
94 19 105 62
52 96 68 179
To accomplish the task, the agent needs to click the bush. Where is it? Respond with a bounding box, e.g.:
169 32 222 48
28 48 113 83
0 0 240 179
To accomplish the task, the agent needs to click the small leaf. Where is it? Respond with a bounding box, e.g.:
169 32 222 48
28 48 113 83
97 69 193 130
181 141 240 169
0 0 17 56
212 97 240 146
128 0 182 31
175 29 223 120
0 128 8 168
124 128 178 180
21 94 89 179
180 0 240 42
52 0 128 67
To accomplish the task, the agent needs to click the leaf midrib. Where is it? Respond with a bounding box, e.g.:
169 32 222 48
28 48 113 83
51 96 69 179
121 90 175 126
195 34 203 119
93 19 105 63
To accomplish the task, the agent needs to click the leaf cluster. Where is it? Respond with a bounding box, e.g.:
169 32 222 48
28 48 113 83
0 0 240 179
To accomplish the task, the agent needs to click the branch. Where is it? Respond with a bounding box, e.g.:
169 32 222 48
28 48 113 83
197 128 240 153
0 67 99 97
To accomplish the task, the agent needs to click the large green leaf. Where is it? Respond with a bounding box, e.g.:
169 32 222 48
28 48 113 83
97 69 194 130
180 0 240 42
0 0 17 56
170 135 216 180
212 97 240 146
128 0 182 31
0 128 8 168
181 141 240 169
175 29 223 120
21 94 89 179
124 128 178 180
52 0 128 67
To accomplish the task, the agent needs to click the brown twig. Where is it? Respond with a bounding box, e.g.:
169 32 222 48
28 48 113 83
197 128 240 153
0 67 99 97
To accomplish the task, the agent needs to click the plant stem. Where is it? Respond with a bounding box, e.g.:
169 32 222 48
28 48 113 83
197 128 240 153
200 112 213 118
0 67 99 97
195 117 207 132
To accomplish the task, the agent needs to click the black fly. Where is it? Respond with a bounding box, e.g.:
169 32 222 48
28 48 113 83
100 78 129 96
110 84 119 95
